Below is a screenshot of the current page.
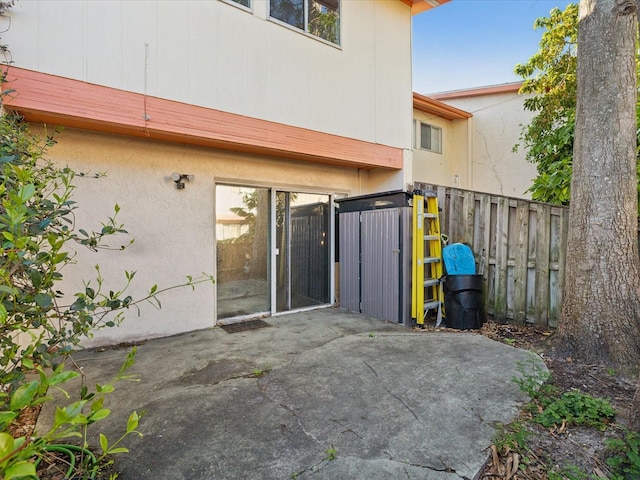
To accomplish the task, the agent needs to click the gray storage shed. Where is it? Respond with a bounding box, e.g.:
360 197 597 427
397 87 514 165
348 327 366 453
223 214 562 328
336 191 412 325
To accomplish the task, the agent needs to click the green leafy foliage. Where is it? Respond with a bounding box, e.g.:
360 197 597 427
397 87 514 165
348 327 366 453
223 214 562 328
547 465 595 480
508 356 625 478
514 3 640 207
514 4 578 204
324 447 337 461
2 350 143 479
606 430 640 480
535 390 615 430
0 75 213 478
514 358 615 431
512 355 556 401
493 420 530 454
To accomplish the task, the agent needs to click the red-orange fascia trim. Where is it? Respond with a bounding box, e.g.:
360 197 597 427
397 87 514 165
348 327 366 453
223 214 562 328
2 67 402 170
412 92 471 120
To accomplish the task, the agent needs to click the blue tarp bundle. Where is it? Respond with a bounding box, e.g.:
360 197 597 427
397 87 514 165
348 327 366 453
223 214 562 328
442 243 476 275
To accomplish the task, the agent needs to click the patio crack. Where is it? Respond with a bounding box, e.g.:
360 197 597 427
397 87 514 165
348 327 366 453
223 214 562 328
382 451 472 480
258 378 323 446
362 360 419 422
289 457 336 479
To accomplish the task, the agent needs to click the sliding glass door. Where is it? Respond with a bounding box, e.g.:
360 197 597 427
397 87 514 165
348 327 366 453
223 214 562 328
275 192 330 312
216 185 270 319
216 185 331 320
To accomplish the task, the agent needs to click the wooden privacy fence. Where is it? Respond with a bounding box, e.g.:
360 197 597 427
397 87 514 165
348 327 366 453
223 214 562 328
417 184 569 329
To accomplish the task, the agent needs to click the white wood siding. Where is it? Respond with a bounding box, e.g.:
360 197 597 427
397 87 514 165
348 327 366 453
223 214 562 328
7 0 412 149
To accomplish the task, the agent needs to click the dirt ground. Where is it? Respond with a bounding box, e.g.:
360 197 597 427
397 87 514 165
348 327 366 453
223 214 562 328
476 321 638 479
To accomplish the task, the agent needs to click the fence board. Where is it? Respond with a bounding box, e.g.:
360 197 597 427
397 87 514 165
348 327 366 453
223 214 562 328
436 185 448 239
448 188 462 243
418 184 570 328
513 201 529 325
463 190 475 245
534 204 551 328
493 197 510 321
553 210 570 328
478 194 492 297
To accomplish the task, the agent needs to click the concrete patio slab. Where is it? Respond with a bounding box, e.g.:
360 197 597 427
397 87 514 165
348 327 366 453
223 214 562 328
39 308 544 480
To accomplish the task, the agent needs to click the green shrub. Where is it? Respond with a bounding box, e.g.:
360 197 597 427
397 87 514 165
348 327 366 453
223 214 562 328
535 390 615 430
0 104 212 478
0 349 142 479
606 430 640 480
493 420 531 453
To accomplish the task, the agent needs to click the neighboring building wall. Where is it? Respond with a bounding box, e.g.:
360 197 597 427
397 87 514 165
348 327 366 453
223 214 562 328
412 111 469 189
431 83 537 199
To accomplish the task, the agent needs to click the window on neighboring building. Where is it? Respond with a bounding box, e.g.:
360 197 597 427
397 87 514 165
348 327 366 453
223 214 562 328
416 122 442 154
230 0 251 7
270 0 340 45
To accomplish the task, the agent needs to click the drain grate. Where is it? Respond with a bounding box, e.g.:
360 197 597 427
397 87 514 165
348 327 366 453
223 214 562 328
220 319 271 334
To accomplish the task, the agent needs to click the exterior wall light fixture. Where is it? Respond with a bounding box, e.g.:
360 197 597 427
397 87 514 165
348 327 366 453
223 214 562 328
171 173 193 189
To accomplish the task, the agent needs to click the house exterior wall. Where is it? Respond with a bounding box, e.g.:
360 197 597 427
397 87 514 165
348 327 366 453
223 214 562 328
6 0 412 150
433 88 537 199
44 127 363 346
4 0 418 345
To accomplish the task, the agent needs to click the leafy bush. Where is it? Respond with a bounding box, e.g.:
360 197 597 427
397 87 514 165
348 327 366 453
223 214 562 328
535 389 615 430
513 357 615 431
493 420 531 454
513 355 557 401
0 106 212 477
606 430 640 480
1 349 142 479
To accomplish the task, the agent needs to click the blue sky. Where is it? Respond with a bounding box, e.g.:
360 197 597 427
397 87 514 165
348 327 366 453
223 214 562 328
412 0 575 94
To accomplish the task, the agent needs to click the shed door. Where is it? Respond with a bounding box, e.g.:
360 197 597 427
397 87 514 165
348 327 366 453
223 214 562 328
360 209 401 322
339 211 361 313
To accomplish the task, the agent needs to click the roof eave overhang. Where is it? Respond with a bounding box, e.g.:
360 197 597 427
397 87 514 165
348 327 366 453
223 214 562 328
2 67 403 171
400 0 452 15
429 82 523 101
412 92 472 120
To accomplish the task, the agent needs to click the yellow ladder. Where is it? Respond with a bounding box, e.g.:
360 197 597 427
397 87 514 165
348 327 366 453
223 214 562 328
411 191 444 326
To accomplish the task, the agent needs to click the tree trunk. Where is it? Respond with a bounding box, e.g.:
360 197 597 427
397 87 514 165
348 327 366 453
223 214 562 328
554 0 640 371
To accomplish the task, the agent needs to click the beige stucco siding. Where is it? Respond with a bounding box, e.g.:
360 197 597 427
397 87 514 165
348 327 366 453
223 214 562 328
7 0 412 150
46 127 366 346
411 111 469 189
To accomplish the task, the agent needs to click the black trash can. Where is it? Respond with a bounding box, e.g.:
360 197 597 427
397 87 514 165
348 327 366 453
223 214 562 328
443 274 485 330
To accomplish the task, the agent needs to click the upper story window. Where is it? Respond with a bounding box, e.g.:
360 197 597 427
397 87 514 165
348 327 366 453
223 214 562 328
270 0 340 45
227 0 251 8
416 121 442 154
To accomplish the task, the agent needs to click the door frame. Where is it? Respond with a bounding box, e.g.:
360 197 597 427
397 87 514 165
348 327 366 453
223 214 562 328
269 189 336 315
214 181 336 322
